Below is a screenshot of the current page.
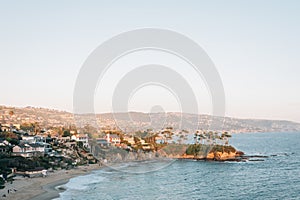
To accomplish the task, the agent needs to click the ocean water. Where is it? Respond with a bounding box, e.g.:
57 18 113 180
56 132 300 200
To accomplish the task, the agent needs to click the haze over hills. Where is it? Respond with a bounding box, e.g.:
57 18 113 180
1 105 299 133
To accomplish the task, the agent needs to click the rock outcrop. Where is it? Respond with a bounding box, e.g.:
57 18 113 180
178 144 245 161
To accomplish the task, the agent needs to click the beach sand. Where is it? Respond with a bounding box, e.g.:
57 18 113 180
0 164 102 200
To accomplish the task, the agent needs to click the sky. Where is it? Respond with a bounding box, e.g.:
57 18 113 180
0 0 300 122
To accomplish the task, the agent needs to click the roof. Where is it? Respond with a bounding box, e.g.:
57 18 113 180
109 134 120 139
96 139 109 144
77 134 88 137
29 143 44 148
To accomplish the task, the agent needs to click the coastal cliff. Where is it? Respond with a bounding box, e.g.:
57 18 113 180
176 144 244 161
92 143 244 163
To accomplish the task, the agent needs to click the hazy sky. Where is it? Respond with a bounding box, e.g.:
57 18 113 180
0 1 299 122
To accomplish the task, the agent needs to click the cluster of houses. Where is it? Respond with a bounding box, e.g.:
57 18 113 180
0 119 182 182
0 123 21 133
95 133 155 151
0 122 91 159
11 133 90 158
1 122 175 160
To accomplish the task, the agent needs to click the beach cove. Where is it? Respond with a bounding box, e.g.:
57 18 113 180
0 164 101 200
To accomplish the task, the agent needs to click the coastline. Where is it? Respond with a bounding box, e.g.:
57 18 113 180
0 164 102 200
31 178 70 200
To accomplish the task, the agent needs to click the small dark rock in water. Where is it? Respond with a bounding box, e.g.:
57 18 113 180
249 159 265 162
57 186 66 191
242 155 268 158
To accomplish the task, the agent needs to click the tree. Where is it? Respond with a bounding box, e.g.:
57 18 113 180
194 132 198 144
8 110 14 132
162 128 174 144
198 132 205 145
63 130 71 137
222 131 232 146
77 141 83 148
31 122 40 134
178 132 186 144
0 177 5 189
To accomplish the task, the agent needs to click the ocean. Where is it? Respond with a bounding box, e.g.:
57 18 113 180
55 132 300 200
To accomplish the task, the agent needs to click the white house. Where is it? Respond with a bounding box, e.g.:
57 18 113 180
71 133 89 147
105 133 121 145
22 135 36 143
13 143 45 153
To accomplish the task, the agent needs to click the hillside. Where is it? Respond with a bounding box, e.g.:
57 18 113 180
1 105 299 133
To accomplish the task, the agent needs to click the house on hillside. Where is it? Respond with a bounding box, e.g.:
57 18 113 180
155 136 164 144
22 135 36 143
105 133 120 145
96 138 110 147
123 136 135 146
12 144 34 157
58 136 71 142
0 124 11 132
71 133 89 148
29 143 45 152
12 143 45 157
0 123 20 132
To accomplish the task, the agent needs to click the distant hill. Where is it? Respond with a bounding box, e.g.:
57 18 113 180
97 112 300 133
1 105 300 133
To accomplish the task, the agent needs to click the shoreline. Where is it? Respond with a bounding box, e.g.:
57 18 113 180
0 164 102 200
30 178 71 200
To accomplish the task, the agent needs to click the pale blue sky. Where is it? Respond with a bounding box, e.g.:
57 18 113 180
0 1 299 122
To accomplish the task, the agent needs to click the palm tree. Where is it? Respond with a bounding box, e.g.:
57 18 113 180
178 131 186 144
202 131 208 145
222 131 232 146
200 132 206 145
9 110 14 132
206 131 214 145
194 132 198 144
161 127 174 144
213 132 219 145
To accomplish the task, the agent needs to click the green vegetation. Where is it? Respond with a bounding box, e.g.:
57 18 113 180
0 177 5 189
62 130 71 137
186 144 236 156
210 145 236 153
160 144 188 155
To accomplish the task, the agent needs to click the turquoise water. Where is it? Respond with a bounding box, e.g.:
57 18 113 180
56 132 300 200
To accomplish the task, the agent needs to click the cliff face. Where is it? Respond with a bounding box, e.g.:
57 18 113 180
92 143 244 163
206 151 240 161
177 150 243 161
181 144 244 161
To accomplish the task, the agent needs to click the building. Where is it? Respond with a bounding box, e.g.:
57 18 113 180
123 136 135 146
71 133 89 147
0 123 20 132
12 143 45 157
22 135 36 143
105 133 120 145
96 138 110 147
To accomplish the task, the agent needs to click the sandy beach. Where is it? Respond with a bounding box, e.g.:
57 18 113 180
0 164 102 200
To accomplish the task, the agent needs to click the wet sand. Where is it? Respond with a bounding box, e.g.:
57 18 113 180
0 164 102 200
